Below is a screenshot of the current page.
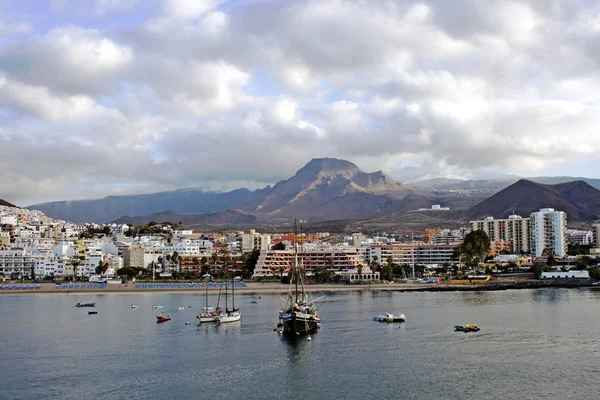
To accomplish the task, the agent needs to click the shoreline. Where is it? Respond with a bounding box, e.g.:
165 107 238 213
0 280 598 295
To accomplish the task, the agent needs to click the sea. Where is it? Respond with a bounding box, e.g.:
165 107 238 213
1 288 600 400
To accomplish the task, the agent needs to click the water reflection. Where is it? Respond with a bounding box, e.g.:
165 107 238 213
531 288 564 303
454 291 494 305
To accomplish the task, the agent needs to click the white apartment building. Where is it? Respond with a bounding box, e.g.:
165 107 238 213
0 215 17 226
470 214 530 254
0 247 42 276
530 208 567 257
369 244 458 267
431 228 468 244
33 257 72 278
241 230 271 252
162 239 214 257
253 248 375 281
567 230 593 245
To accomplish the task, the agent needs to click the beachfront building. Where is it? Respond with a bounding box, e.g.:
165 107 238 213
470 214 530 254
368 243 458 268
252 248 377 282
0 247 41 277
530 208 567 258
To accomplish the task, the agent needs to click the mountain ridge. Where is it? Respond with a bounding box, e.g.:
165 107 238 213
462 179 600 221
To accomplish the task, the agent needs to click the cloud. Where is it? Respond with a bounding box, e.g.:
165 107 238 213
2 0 600 205
0 22 32 36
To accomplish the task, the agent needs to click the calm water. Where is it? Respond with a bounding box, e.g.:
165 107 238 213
2 288 600 399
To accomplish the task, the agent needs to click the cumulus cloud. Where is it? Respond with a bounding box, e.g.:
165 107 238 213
1 0 600 205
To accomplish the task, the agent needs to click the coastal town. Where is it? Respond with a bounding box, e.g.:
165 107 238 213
2 203 599 289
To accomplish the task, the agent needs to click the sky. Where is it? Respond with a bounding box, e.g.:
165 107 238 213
1 0 600 206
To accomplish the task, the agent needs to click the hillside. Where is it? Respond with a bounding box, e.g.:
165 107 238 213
112 209 258 227
0 199 17 208
462 179 600 222
28 188 268 223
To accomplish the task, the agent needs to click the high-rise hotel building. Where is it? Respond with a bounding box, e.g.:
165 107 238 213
470 208 567 258
530 208 567 258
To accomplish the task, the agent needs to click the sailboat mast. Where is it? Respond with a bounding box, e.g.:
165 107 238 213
300 225 306 303
232 262 235 310
224 263 228 312
294 219 298 304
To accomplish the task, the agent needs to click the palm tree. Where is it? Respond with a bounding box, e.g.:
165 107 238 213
357 264 363 281
157 256 164 273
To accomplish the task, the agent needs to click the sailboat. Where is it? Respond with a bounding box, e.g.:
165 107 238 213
217 263 241 323
196 274 221 323
278 224 322 337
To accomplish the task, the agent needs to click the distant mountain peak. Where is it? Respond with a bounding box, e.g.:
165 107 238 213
298 158 359 176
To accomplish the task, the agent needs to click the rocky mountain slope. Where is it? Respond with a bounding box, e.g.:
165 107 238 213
462 179 600 221
0 199 17 208
29 158 429 224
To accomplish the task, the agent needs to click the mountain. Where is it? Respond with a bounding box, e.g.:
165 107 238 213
112 209 258 227
0 199 17 208
412 176 600 193
27 188 269 223
246 158 424 221
463 179 600 222
29 157 425 224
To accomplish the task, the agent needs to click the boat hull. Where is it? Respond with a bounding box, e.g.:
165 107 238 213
196 314 219 323
282 314 319 337
219 312 241 323
454 325 480 332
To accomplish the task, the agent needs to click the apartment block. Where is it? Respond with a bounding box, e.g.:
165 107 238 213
530 208 567 258
369 243 458 267
470 214 530 254
252 248 374 280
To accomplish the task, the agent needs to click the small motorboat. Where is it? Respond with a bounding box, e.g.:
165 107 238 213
88 311 98 315
250 300 258 304
131 304 138 309
157 314 171 323
455 324 480 332
373 313 406 323
76 302 95 308
178 307 185 310
152 304 164 309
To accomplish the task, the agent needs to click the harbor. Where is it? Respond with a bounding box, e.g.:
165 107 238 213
2 288 599 399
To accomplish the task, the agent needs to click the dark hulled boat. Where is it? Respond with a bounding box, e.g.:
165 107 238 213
278 223 322 338
75 302 95 307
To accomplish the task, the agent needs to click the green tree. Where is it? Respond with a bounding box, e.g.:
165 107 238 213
243 248 260 279
588 266 600 280
382 264 393 281
271 242 286 250
459 230 491 271
116 267 137 280
357 264 363 281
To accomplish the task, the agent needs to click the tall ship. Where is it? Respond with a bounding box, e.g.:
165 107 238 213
196 275 222 323
278 225 322 337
